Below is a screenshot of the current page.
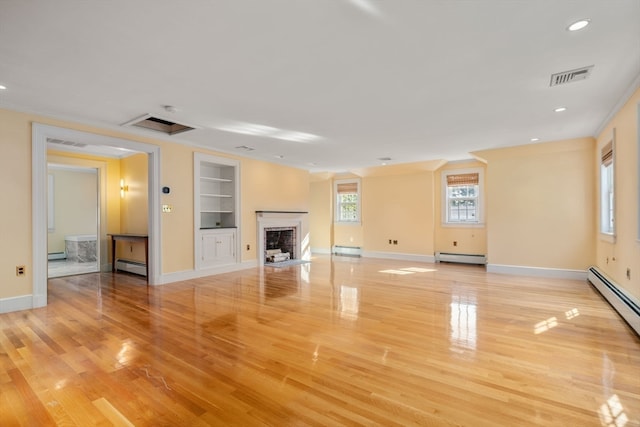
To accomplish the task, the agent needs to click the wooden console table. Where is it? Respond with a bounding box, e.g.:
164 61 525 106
108 234 149 282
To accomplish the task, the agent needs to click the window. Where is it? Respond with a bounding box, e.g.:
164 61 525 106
335 179 360 223
600 134 615 236
442 169 483 225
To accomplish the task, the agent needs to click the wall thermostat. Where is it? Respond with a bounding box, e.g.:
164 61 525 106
162 186 170 194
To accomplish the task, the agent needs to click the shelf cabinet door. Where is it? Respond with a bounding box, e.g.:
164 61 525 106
200 229 236 268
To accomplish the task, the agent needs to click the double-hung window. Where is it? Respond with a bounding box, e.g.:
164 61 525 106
600 136 615 237
335 179 360 223
443 169 483 225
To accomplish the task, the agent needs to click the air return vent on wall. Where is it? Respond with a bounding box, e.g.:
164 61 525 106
550 65 594 87
122 114 197 135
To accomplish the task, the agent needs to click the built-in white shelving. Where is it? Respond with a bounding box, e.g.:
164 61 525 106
194 153 240 269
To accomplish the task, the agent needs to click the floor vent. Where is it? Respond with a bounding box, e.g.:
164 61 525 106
122 114 197 135
115 259 147 277
550 65 594 87
435 252 486 265
332 245 362 257
588 266 639 336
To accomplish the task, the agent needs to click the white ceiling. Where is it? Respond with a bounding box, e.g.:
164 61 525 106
1 1 639 172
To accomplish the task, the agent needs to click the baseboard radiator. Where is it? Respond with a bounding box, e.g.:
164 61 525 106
332 245 362 257
435 252 486 265
48 252 66 261
115 259 147 277
588 266 640 336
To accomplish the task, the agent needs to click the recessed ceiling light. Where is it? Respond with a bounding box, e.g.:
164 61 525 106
567 19 590 32
530 138 539 142
0 85 6 90
554 107 567 113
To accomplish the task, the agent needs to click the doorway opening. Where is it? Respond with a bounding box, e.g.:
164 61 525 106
47 164 99 278
32 123 161 309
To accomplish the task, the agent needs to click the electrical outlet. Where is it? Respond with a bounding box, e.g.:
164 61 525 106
627 268 631 280
393 240 398 245
453 241 458 247
388 239 392 244
16 265 26 276
162 204 173 213
246 244 250 251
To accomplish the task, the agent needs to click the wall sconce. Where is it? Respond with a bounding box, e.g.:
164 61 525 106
120 179 129 198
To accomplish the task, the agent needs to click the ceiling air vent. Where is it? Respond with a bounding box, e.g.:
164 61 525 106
123 114 197 135
47 137 87 148
550 65 594 87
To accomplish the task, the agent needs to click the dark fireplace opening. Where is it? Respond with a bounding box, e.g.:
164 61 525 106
264 227 296 263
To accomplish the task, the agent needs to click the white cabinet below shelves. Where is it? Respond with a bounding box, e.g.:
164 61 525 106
199 228 237 268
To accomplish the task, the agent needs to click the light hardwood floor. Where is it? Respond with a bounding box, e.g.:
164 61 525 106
1 255 639 426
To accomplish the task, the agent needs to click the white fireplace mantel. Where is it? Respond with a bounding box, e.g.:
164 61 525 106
256 211 310 266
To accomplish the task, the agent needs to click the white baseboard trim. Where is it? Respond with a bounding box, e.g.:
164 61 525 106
0 295 34 314
311 247 332 255
487 264 588 280
362 251 436 263
157 260 258 285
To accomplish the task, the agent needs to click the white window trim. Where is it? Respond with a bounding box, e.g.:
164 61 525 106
334 178 361 224
599 129 616 243
441 167 485 228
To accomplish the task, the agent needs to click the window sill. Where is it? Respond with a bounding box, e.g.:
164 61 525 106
441 222 485 229
335 221 361 226
600 233 616 243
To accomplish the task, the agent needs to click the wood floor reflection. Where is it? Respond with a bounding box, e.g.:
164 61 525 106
1 255 639 426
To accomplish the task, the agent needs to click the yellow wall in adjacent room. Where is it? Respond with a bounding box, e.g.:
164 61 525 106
118 153 149 264
46 168 98 254
474 138 596 270
434 160 488 256
595 88 640 301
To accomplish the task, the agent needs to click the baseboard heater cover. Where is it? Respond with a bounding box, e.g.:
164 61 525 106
588 266 639 336
332 245 362 257
435 252 486 265
48 252 66 261
115 259 147 277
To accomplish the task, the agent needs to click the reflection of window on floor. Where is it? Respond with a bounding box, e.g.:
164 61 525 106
599 394 629 427
565 308 580 320
534 316 558 334
450 294 477 350
340 286 359 320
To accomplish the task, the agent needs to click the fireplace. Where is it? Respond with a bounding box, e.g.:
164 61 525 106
256 211 310 266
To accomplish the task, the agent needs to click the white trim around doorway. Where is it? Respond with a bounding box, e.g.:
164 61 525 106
31 123 162 310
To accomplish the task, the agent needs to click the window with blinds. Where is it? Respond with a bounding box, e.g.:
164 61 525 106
442 169 483 225
335 179 360 223
600 135 615 235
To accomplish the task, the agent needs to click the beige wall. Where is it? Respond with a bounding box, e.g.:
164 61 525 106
309 178 333 251
362 172 435 255
47 168 98 254
474 138 596 270
595 88 640 300
0 109 36 298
